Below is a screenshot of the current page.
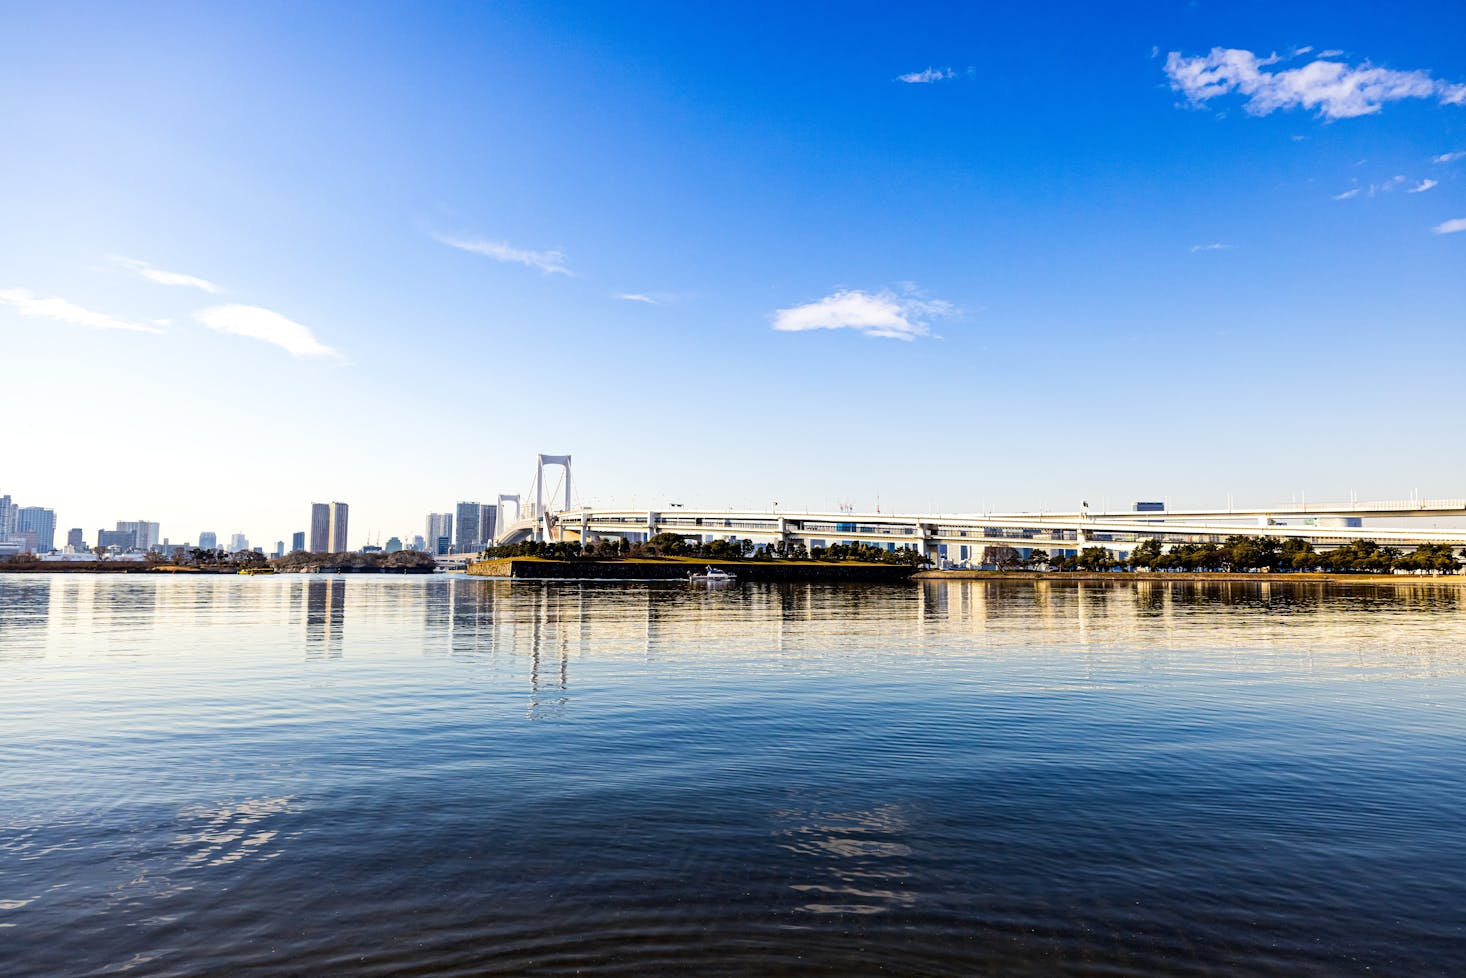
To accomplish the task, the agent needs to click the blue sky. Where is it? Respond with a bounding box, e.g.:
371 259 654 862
2 1 1464 547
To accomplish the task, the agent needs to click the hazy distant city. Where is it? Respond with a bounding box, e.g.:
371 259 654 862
0 490 500 561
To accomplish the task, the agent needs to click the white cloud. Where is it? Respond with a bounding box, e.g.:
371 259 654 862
110 256 221 293
432 232 571 275
896 67 955 84
0 287 160 333
194 305 338 357
1369 174 1408 196
1190 242 1234 253
615 293 659 304
1333 188 1361 200
1165 47 1466 119
772 286 953 341
1432 217 1466 235
1408 178 1438 193
1433 151 1466 163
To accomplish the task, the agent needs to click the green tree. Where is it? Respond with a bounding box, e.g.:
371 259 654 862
1129 539 1162 571
647 532 689 555
1027 548 1049 571
1075 546 1115 571
1281 538 1317 572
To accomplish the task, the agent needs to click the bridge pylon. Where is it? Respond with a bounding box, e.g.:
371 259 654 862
534 454 572 541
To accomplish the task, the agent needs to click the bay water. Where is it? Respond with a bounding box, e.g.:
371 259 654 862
3 574 1465 976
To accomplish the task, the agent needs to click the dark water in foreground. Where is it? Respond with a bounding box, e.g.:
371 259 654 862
3 575 1466 977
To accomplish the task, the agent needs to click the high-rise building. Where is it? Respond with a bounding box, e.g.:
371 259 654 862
229 532 249 552
17 507 56 553
385 536 403 553
310 503 331 553
291 531 305 552
66 528 85 551
0 494 14 537
480 504 498 546
329 502 349 552
199 531 218 550
455 501 482 553
116 521 160 551
274 540 285 558
426 512 453 552
98 528 135 550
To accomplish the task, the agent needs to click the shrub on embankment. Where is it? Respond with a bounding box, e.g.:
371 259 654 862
1025 538 1463 574
481 536 929 566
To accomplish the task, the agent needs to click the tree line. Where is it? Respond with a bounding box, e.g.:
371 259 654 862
482 535 930 566
271 550 437 571
1019 538 1462 574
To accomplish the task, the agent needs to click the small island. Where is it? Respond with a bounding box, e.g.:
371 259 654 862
468 535 927 582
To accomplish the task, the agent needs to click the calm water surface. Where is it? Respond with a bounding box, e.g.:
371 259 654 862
3 574 1466 976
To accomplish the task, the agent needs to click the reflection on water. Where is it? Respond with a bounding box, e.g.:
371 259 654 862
305 579 345 660
3 574 1466 977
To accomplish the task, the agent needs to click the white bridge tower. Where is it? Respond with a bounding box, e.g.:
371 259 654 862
533 454 573 541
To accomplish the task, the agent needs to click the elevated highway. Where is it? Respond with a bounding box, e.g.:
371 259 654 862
484 455 1466 564
494 502 1466 563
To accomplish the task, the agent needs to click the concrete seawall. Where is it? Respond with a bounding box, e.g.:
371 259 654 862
913 570 1466 586
468 558 917 583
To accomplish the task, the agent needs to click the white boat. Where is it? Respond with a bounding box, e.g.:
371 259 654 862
688 566 736 583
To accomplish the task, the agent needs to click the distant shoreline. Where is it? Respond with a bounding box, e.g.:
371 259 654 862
4 564 1461 587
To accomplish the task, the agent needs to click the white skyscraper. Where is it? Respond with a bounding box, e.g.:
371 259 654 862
329 502 349 552
310 503 331 553
426 512 453 554
117 521 160 551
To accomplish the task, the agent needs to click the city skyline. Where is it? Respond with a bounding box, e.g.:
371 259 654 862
2 2 1463 542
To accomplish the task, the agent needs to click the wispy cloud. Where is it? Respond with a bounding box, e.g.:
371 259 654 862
772 286 954 341
896 67 956 84
0 288 160 333
1370 175 1408 196
432 232 571 275
1333 188 1361 200
1408 178 1438 193
615 292 659 304
195 305 338 357
1432 217 1466 235
110 256 221 293
1190 242 1234 253
1433 151 1466 164
1165 47 1466 119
